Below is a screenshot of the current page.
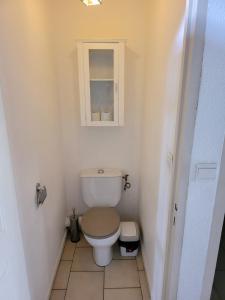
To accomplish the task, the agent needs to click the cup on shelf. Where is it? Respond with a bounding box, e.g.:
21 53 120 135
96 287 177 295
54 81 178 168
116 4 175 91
101 112 113 121
92 112 101 121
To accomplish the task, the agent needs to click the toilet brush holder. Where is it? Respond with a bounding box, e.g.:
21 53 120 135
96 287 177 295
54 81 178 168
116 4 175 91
69 209 80 243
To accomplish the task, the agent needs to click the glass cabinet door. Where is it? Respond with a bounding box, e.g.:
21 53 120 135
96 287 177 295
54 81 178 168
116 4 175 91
84 44 119 125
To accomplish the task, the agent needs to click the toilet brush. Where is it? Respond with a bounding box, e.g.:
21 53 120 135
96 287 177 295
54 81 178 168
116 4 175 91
69 208 80 243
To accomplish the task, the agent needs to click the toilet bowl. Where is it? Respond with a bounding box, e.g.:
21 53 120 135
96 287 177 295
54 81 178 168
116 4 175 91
80 168 123 266
81 207 120 266
84 227 120 266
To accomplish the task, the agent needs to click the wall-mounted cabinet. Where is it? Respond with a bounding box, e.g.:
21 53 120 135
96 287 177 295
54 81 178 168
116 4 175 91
77 41 125 126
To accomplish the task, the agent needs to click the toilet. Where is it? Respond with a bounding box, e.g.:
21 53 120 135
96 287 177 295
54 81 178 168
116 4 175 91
80 168 122 266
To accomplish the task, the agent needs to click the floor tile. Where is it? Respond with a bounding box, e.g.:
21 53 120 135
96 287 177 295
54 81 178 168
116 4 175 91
65 272 104 300
220 229 225 251
216 244 225 271
71 247 103 272
105 260 140 288
53 261 71 290
50 290 66 300
76 234 91 248
112 243 135 260
221 241 225 252
61 239 76 261
213 271 225 299
104 288 142 300
211 287 220 300
136 252 144 271
139 271 151 300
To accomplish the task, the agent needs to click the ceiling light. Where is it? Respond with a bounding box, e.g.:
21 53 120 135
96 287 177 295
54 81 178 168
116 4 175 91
81 0 102 6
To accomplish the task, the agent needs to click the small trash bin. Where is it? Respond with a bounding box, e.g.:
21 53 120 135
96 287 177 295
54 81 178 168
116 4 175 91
119 222 140 257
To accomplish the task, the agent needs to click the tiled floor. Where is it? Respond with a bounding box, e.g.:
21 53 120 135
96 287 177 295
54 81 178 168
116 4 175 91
51 235 151 300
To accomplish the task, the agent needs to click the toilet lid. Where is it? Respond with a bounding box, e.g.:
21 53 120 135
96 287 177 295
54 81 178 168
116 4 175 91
81 207 120 239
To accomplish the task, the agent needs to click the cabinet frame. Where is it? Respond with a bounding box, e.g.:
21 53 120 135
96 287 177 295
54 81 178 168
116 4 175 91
77 41 125 127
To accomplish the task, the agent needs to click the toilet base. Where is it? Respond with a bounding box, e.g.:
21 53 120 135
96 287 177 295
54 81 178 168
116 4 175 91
93 246 112 266
84 226 121 267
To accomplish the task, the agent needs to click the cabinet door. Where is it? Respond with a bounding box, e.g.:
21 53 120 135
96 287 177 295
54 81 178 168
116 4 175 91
83 43 120 126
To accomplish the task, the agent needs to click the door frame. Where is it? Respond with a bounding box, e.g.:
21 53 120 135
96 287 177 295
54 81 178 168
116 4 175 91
163 0 209 299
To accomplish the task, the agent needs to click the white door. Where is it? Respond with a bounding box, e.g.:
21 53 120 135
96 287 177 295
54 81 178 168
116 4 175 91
0 89 30 300
164 0 209 298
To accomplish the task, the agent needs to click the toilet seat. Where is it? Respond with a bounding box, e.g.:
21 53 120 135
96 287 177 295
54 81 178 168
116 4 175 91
81 207 120 239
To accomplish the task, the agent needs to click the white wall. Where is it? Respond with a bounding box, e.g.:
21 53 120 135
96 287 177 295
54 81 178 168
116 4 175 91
47 0 150 219
139 0 187 299
0 88 30 300
0 1 66 299
177 0 225 299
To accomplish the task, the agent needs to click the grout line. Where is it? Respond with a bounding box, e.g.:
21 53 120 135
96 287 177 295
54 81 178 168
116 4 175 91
135 257 139 271
69 270 104 273
112 258 136 261
138 271 144 300
112 258 135 261
104 287 142 290
60 259 73 262
64 243 77 300
64 262 72 299
72 245 77 263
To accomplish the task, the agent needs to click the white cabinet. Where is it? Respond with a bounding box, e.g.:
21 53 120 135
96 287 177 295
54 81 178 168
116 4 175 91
77 41 125 126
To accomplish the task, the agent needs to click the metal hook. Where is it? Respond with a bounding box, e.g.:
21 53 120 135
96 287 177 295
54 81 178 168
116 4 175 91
122 174 131 191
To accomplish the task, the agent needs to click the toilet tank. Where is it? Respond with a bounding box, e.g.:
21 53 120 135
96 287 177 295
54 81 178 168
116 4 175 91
80 168 122 207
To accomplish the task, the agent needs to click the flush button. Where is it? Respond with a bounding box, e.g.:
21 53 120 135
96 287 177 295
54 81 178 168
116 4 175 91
195 163 217 180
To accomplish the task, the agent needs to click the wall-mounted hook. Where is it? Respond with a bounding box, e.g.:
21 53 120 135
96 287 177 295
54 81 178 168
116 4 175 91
122 174 131 191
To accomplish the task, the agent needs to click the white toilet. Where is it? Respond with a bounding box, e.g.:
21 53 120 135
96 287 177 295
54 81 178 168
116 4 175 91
80 168 122 266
